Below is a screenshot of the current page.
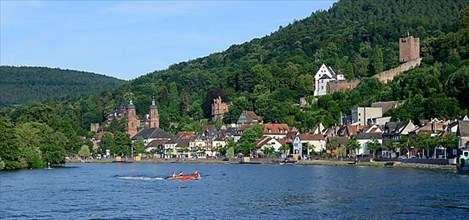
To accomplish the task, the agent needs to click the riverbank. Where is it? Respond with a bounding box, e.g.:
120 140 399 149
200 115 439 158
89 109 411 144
296 159 457 172
67 157 457 172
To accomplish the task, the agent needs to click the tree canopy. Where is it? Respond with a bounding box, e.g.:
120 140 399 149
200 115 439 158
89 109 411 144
0 66 123 107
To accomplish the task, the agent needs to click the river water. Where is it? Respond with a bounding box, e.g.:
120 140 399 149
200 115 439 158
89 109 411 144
1 163 468 219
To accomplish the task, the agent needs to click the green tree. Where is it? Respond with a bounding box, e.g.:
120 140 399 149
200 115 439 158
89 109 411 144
78 145 91 159
167 82 180 121
347 139 361 157
367 139 381 159
262 146 276 158
371 47 384 74
327 138 339 158
226 146 235 158
0 115 22 170
41 143 66 166
113 131 131 156
279 144 290 158
416 133 431 158
132 136 146 155
238 125 263 156
387 140 399 158
99 133 115 156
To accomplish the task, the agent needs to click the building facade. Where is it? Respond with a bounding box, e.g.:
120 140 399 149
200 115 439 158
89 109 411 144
351 107 383 126
211 96 229 120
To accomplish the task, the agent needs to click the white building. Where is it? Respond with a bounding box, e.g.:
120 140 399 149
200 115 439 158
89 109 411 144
313 64 345 96
351 107 383 126
356 132 383 156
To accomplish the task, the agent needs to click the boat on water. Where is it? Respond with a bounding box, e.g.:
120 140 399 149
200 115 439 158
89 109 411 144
457 149 469 175
167 174 201 180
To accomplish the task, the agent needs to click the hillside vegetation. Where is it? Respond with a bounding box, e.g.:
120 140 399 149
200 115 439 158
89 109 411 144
0 66 123 106
119 0 468 129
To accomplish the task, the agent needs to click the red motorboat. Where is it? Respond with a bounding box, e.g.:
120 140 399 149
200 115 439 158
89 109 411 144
167 173 201 180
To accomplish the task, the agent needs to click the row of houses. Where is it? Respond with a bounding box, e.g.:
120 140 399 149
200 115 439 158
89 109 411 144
93 106 469 160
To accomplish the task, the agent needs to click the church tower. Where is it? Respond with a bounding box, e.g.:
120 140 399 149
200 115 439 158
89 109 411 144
149 98 159 128
126 100 137 138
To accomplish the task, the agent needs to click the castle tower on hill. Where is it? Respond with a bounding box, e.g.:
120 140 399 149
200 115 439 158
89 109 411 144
149 99 159 128
211 96 229 120
126 100 138 138
399 35 420 63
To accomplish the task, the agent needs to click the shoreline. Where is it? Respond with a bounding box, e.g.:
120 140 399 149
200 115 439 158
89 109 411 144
68 158 457 173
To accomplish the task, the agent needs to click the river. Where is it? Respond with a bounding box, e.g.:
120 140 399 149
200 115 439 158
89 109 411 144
1 163 468 219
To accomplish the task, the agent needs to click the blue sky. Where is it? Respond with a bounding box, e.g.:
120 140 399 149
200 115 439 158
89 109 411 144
1 1 335 80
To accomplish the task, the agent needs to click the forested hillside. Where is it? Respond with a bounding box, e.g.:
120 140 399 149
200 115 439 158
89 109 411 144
1 0 469 170
0 66 123 106
119 0 468 129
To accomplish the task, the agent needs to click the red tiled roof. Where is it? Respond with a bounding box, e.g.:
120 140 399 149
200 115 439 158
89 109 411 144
177 131 195 139
299 133 325 141
277 139 287 145
263 123 290 135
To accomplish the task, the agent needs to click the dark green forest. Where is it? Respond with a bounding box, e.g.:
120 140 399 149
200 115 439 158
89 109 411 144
0 66 123 107
1 0 469 170
116 0 469 129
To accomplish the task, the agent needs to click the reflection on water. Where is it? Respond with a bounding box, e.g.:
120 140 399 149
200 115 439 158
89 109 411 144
1 163 468 219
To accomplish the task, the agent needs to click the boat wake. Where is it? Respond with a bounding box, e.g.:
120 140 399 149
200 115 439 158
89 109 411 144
115 176 165 181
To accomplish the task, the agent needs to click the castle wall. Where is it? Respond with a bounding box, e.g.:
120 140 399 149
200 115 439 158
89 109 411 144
327 58 421 94
373 58 421 83
327 79 361 93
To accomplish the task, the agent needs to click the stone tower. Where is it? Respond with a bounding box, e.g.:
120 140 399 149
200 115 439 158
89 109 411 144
149 98 159 128
399 35 420 63
126 100 137 138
